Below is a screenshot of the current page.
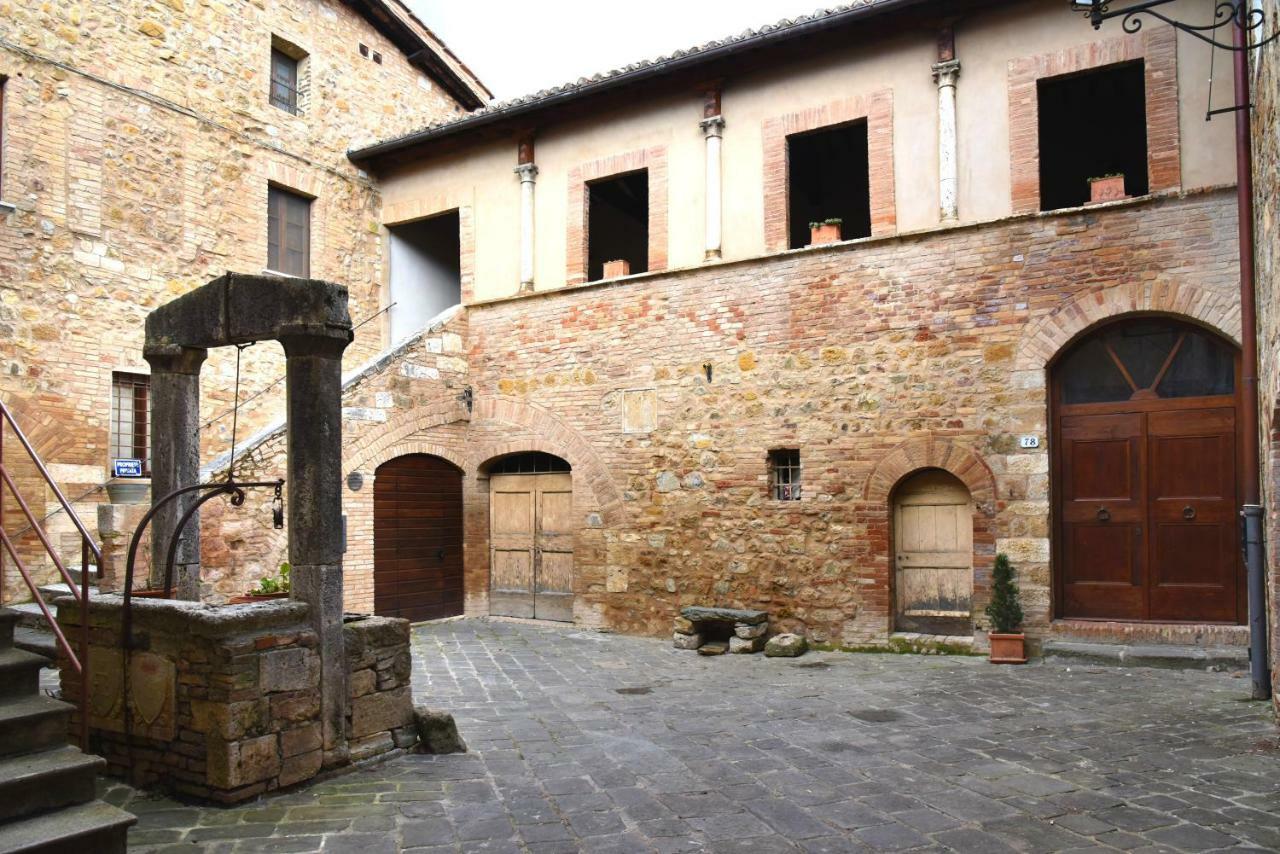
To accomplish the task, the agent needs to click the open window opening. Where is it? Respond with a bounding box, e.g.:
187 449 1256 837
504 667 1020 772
1038 61 1147 211
588 170 648 281
388 211 461 344
787 120 871 249
110 372 151 476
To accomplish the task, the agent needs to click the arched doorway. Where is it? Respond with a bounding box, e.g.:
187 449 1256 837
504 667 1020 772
486 452 574 622
893 469 974 635
373 454 464 622
1052 316 1241 622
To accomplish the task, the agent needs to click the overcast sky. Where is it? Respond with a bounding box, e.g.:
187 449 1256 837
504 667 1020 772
409 0 829 100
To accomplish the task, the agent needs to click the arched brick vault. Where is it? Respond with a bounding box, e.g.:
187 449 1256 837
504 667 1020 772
1015 281 1241 371
343 396 625 527
863 436 998 516
468 397 626 526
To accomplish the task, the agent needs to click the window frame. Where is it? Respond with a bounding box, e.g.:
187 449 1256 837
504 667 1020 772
266 184 312 278
768 449 803 502
269 47 300 115
110 372 151 476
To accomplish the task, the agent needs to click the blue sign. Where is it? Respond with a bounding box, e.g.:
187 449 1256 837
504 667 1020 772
113 459 144 478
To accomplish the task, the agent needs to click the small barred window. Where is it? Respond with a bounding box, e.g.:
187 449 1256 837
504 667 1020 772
768 449 801 501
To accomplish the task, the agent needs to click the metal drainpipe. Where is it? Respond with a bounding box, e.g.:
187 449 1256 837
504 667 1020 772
1233 14 1271 701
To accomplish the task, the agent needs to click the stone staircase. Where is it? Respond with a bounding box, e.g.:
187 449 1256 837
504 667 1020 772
10 573 98 659
0 607 134 853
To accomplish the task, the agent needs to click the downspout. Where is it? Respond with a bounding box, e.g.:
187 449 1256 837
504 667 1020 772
1233 14 1271 701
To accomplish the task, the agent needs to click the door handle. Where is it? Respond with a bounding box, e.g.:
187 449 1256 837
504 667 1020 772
1096 506 1111 522
437 548 445 561
1183 505 1196 520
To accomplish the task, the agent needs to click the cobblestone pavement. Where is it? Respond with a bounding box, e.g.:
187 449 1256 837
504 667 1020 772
104 618 1280 853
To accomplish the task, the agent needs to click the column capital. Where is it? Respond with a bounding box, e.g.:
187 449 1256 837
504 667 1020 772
144 345 207 375
514 163 539 182
700 115 725 137
932 59 961 87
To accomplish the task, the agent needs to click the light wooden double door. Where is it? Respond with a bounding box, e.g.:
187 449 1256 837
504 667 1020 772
489 472 574 622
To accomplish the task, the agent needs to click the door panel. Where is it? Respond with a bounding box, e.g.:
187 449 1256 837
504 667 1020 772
373 455 464 623
894 470 972 634
489 471 575 622
1059 413 1145 619
1145 408 1237 621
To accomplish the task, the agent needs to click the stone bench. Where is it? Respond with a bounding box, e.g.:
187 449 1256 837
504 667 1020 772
673 606 769 655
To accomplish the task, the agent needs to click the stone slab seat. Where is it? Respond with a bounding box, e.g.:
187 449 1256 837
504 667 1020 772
0 747 105 824
680 606 768 625
0 800 134 854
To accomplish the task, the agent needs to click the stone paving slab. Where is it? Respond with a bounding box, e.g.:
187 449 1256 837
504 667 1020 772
97 618 1280 852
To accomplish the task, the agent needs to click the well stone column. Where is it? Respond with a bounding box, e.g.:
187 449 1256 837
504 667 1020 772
515 163 538 292
143 345 206 599
280 327 351 761
932 58 961 223
701 115 725 260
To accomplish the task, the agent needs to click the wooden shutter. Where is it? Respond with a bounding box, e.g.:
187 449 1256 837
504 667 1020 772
267 186 310 277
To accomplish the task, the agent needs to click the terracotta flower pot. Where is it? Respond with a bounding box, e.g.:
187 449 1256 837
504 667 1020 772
602 259 631 279
809 222 842 246
1088 175 1127 204
989 632 1027 664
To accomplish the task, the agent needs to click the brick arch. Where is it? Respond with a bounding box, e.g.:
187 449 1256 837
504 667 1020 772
344 401 470 474
863 436 997 515
469 397 625 526
370 443 466 477
1015 282 1241 371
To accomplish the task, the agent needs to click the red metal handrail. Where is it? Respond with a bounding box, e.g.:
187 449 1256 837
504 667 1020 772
0 397 95 751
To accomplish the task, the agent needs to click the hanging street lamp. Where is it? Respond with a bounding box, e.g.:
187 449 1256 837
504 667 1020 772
1069 0 1275 701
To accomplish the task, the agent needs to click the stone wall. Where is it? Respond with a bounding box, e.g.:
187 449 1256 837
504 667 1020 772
218 189 1239 650
0 0 478 600
56 597 415 802
1250 0 1280 712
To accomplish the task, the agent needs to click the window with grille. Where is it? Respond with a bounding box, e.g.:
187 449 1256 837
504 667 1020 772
110 372 150 475
768 449 801 501
267 185 311 277
488 452 571 475
270 47 300 114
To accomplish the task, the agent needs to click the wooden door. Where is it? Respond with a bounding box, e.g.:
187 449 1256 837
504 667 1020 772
1146 408 1237 621
1059 413 1146 620
373 455 463 623
489 472 574 622
894 470 973 634
1053 317 1241 623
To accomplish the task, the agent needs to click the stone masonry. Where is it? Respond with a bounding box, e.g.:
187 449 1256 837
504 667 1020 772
215 187 1240 653
0 0 485 601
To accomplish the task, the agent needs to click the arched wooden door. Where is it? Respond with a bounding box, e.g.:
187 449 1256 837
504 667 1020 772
1052 317 1241 622
893 469 974 635
373 454 464 622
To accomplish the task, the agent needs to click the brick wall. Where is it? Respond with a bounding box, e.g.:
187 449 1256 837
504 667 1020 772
220 190 1239 649
0 0 476 600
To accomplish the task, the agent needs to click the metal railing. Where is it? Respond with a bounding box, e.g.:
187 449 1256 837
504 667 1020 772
0 397 99 750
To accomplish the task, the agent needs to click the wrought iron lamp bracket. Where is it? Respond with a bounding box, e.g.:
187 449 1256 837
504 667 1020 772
1075 0 1279 51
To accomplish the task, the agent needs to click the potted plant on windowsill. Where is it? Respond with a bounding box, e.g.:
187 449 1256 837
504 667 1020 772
230 562 291 604
808 218 843 246
1088 173 1127 205
985 552 1027 664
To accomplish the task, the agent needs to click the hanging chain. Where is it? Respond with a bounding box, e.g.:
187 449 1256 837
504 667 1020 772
226 342 254 482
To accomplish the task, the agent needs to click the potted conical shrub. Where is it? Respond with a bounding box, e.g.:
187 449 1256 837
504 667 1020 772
985 553 1026 664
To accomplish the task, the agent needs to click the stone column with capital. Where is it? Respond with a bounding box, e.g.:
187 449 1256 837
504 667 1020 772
515 163 538 292
932 57 962 222
143 345 207 599
701 116 725 260
280 327 351 761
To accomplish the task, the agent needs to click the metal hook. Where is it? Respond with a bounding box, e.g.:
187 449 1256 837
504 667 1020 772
273 482 285 529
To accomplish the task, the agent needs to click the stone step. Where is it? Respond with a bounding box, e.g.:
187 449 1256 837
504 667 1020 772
35 583 99 604
1050 619 1250 648
0 608 18 649
0 746 104 825
13 628 57 661
0 694 74 757
1042 640 1249 672
11 602 51 631
0 648 54 700
0 799 133 854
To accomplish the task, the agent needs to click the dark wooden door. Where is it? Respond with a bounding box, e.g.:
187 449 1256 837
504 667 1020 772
1053 318 1241 623
374 454 464 622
